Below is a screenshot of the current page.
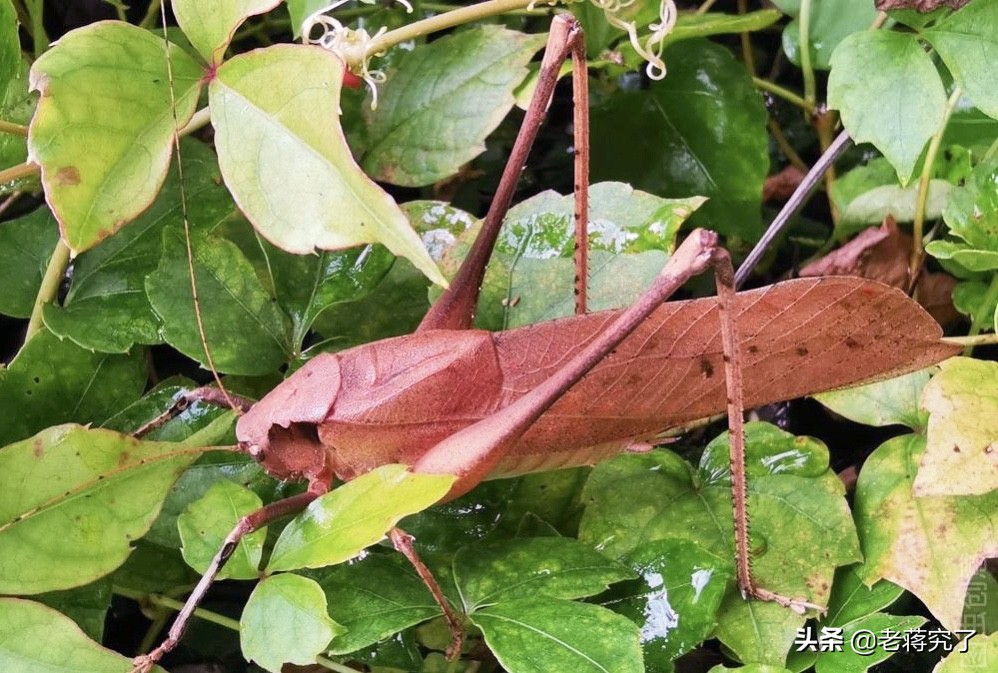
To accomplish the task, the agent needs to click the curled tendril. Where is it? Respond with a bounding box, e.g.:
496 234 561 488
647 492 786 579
301 0 414 109
593 0 678 80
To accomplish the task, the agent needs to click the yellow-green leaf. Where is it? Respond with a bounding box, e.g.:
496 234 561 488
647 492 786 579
28 22 202 253
209 44 445 286
917 358 998 496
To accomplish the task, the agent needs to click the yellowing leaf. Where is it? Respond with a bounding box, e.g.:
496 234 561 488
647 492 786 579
209 45 445 286
28 22 202 253
855 434 998 631
917 358 998 496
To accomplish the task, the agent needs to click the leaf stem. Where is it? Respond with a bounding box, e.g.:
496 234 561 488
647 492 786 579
697 0 719 14
25 239 69 338
0 160 38 182
910 85 962 284
736 0 756 75
359 0 538 63
753 77 814 113
942 332 998 348
798 0 815 110
114 585 242 631
139 1 161 30
0 119 28 137
316 655 365 673
24 0 48 57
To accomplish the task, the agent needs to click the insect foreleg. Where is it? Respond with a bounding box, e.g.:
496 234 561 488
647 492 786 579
131 491 320 673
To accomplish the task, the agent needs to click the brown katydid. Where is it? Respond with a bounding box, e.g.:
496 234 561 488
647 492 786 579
134 11 959 672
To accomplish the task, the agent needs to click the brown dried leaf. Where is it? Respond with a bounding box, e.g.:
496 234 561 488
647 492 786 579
799 218 958 326
763 165 806 203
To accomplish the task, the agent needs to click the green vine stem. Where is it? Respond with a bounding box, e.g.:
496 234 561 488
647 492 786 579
356 0 537 64
752 77 814 114
909 85 963 282
24 0 48 57
114 586 362 672
0 119 27 136
798 0 815 110
26 239 69 337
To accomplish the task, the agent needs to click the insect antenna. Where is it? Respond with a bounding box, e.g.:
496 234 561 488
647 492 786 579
158 0 240 414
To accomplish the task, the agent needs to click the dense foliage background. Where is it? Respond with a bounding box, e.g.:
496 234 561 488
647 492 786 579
0 1 996 672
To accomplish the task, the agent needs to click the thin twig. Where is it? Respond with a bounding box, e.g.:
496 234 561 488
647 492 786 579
753 77 814 114
798 0 815 110
909 86 963 285
0 119 28 137
735 131 852 287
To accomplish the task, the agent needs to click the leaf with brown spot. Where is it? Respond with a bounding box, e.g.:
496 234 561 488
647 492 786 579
0 418 233 594
917 357 998 496
855 433 998 631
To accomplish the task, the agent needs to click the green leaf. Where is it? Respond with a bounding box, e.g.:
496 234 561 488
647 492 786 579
240 573 344 673
0 329 146 447
698 422 831 482
824 565 905 628
813 613 926 673
591 39 769 239
28 21 203 253
286 0 330 38
147 449 281 549
917 357 998 496
814 369 932 430
935 632 998 672
209 44 445 286
610 538 732 670
439 183 701 330
0 206 59 318
776 0 878 70
0 598 165 673
43 139 237 353
0 0 18 94
0 424 212 593
0 58 37 181
145 228 293 375
312 200 476 346
267 465 455 572
944 155 998 252
314 552 442 654
664 9 782 45
112 540 198 594
838 181 953 232
178 480 264 579
828 30 947 186
924 0 998 120
580 424 860 666
453 537 634 611
264 242 395 347
855 434 998 631
174 0 280 65
952 279 998 324
473 597 643 673
35 578 113 642
362 26 545 187
926 240 998 272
